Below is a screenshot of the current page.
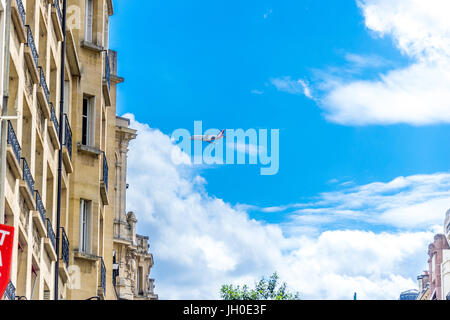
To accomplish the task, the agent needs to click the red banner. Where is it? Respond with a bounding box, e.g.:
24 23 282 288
0 224 14 299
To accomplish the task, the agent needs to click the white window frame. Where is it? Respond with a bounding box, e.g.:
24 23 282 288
82 96 95 146
85 0 94 42
103 1 109 48
63 80 70 115
80 199 92 253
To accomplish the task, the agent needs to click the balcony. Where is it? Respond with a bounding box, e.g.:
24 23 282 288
47 219 55 249
100 258 106 296
11 0 27 43
37 67 51 117
44 219 57 261
62 114 73 173
4 282 16 301
102 51 111 106
24 26 39 84
98 257 106 299
59 227 70 282
100 151 109 205
6 121 22 179
51 0 63 41
48 103 60 149
19 158 35 210
32 191 47 237
61 228 69 267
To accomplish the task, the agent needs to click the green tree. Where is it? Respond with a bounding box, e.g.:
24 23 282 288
220 272 300 300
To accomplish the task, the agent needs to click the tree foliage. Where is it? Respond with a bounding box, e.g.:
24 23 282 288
220 272 300 300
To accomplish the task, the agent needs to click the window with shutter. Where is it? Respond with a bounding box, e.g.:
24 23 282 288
82 96 95 146
79 199 92 253
85 0 93 42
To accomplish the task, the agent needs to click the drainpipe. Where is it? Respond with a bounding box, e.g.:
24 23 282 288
54 0 67 300
0 0 12 225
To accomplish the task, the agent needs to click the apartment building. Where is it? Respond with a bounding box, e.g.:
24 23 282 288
0 0 156 300
112 116 157 300
415 210 450 300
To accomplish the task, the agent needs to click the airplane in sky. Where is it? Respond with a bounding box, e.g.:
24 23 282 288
190 130 225 143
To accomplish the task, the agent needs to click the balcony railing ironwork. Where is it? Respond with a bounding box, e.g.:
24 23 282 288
104 52 110 89
4 282 16 300
21 158 34 195
47 219 56 250
64 114 72 159
50 103 59 137
26 26 38 68
54 0 62 25
61 227 69 267
16 0 26 25
102 152 108 191
35 191 46 225
39 67 50 104
100 257 106 294
7 120 21 163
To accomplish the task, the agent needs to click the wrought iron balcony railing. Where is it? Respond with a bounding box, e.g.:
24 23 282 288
64 114 72 159
104 52 110 89
102 152 108 191
21 158 34 195
5 282 16 301
39 67 50 104
61 227 69 267
47 219 56 250
16 0 26 25
35 191 46 225
100 257 106 294
50 103 59 137
54 0 62 25
26 26 38 68
7 120 21 164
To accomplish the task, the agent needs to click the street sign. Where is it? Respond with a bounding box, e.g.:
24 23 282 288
0 224 14 299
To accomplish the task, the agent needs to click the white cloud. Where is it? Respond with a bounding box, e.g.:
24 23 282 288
319 0 450 125
281 230 431 299
251 89 264 95
283 173 450 232
358 0 450 61
271 77 313 99
227 141 264 156
344 53 389 69
124 114 445 300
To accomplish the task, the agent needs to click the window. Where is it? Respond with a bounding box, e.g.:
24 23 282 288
80 199 92 253
103 1 109 48
137 266 143 295
432 254 436 278
63 80 70 115
30 265 38 300
82 96 94 146
85 0 94 42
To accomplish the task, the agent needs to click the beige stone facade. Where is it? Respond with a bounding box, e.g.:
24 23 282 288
113 116 157 300
0 0 156 300
416 210 450 300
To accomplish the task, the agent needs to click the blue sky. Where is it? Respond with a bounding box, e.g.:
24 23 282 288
110 0 450 207
110 0 450 299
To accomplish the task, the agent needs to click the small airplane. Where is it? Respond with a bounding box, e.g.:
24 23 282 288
190 130 225 143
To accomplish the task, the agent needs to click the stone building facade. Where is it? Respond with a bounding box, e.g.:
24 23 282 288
113 116 157 300
0 0 156 300
416 209 450 300
427 234 449 300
